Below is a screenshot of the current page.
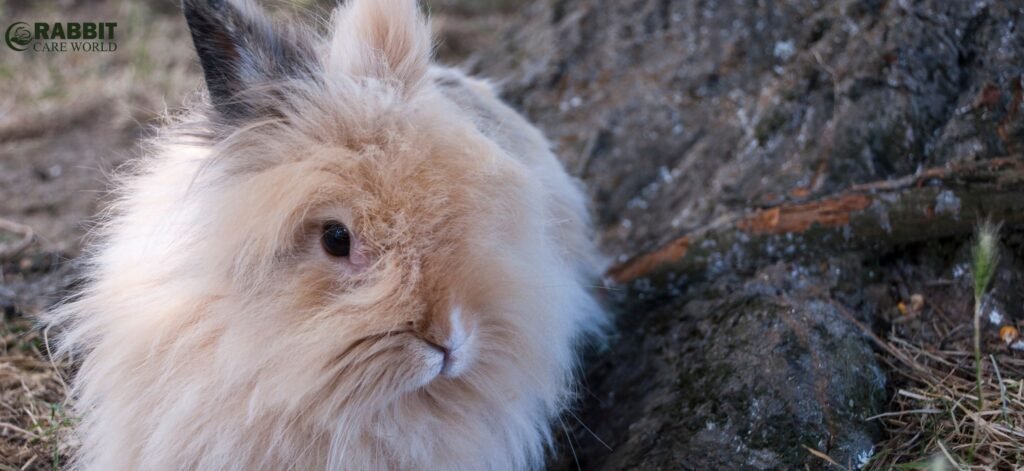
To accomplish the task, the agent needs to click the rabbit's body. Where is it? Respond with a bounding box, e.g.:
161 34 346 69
47 1 604 470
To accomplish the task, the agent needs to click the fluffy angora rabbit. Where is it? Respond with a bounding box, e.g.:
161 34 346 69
46 0 605 469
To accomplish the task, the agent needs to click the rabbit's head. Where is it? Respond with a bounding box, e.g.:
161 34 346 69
50 0 604 469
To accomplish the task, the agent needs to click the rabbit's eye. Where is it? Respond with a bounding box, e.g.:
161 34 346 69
321 222 351 258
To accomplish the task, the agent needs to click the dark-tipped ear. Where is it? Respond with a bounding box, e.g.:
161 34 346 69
182 0 315 120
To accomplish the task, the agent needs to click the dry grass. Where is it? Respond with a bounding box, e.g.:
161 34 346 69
807 291 1024 471
0 317 74 471
858 228 1024 470
865 335 1024 469
0 0 198 132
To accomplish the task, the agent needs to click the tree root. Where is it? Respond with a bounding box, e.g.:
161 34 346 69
608 157 1024 283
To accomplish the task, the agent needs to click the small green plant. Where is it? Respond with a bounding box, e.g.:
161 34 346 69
29 402 77 470
971 222 1001 415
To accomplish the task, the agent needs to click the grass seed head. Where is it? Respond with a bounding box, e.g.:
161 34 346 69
971 221 1001 301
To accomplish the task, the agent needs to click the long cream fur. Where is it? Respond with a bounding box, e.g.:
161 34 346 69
46 0 605 469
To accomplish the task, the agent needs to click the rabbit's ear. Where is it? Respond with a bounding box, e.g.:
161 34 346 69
328 0 432 93
182 0 315 120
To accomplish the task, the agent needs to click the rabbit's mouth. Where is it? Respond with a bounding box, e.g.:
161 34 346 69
323 326 477 401
414 332 476 386
421 339 451 375
421 332 474 379
419 307 476 379
350 334 471 394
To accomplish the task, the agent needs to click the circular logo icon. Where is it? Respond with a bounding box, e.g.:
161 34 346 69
6 22 32 52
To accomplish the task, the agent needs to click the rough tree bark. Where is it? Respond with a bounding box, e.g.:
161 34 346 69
466 0 1024 468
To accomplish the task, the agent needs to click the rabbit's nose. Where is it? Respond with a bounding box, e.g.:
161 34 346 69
417 303 458 342
445 305 470 352
416 305 475 377
442 306 475 377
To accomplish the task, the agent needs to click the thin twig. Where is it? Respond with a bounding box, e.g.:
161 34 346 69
0 218 34 260
990 354 1009 423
